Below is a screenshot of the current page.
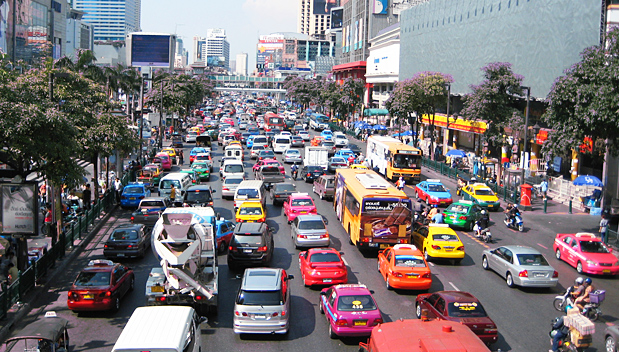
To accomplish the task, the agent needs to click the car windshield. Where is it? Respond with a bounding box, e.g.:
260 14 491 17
239 207 263 215
394 255 426 267
275 184 296 192
237 290 283 306
292 198 314 207
447 205 469 214
309 252 340 263
579 240 610 253
111 230 138 241
432 234 459 242
393 154 419 169
516 253 549 266
447 302 488 318
237 189 259 198
160 180 180 189
186 191 212 203
428 184 446 192
337 294 377 311
75 271 111 286
225 165 244 173
298 219 325 230
475 189 494 196
124 187 143 194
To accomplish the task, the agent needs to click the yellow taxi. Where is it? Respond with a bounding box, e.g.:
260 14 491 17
412 223 465 264
460 182 500 211
160 148 177 158
350 164 369 169
235 201 266 223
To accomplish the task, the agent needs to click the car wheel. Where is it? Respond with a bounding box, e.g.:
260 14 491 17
506 272 515 288
329 323 337 339
377 261 381 273
482 256 489 270
319 300 325 314
424 249 430 262
129 277 135 291
576 261 583 274
386 276 392 290
415 303 422 319
468 221 474 231
606 335 617 352
555 249 561 260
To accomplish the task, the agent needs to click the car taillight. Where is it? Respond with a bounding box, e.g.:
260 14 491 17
105 291 112 297
157 296 166 302
235 311 248 317
130 216 135 222
257 246 267 252
299 235 307 239
390 270 403 277
553 271 559 278
258 218 265 222
229 246 237 252
222 187 229 191
127 245 133 248
195 295 204 301
397 238 407 244
307 173 311 176
236 218 242 222
421 273 431 279
320 234 329 238
459 216 467 220
69 291 79 300
457 246 464 251
335 319 348 326
371 318 383 326
361 237 371 243
518 270 528 277
121 196 127 200
432 245 441 250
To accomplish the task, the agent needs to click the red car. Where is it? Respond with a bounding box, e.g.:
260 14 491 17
415 291 498 344
377 244 432 290
283 193 317 223
67 259 134 312
253 159 285 174
553 232 619 275
299 248 347 286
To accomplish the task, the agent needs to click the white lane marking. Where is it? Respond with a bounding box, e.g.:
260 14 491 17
537 243 548 249
449 282 460 291
342 257 349 266
429 262 435 267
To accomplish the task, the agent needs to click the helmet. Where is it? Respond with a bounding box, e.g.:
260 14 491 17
585 278 592 285
575 277 584 285
433 204 438 208
481 210 487 215
513 204 518 209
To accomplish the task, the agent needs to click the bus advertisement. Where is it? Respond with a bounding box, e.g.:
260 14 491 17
264 112 285 132
366 136 422 183
334 169 412 250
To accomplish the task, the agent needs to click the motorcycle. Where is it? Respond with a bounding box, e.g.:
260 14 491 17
474 228 493 243
552 287 604 321
549 318 580 352
292 169 298 181
503 211 524 232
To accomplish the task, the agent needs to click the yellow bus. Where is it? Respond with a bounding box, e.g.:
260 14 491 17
334 168 412 250
366 136 422 182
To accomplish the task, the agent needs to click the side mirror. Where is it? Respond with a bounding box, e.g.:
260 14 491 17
199 316 208 324
322 215 329 225
212 189 216 193
320 291 327 296
287 274 295 280
339 252 344 256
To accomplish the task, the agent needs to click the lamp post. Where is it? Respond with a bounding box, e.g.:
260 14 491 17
444 82 451 149
520 86 531 185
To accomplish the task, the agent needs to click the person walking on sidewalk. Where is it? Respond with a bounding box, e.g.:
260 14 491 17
114 177 122 204
599 213 609 244
82 184 92 210
540 178 549 200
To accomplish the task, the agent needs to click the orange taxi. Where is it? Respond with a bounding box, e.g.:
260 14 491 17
311 136 325 146
377 244 432 290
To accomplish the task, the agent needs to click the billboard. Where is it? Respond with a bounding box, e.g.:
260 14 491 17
128 33 176 68
257 36 284 70
1 183 37 234
314 0 337 15
331 7 343 29
373 0 388 14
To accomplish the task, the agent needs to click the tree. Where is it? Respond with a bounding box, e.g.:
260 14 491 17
460 62 525 155
386 79 421 144
338 78 364 126
543 28 619 158
283 76 319 110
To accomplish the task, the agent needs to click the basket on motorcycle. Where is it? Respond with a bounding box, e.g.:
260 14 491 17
565 314 595 335
589 289 605 304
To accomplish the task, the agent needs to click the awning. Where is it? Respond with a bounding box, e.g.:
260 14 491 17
363 109 389 116
420 114 487 134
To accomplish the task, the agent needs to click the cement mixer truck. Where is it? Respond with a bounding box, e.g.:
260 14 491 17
145 207 219 315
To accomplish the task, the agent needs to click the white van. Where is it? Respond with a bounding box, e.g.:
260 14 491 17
220 159 245 180
159 172 193 201
224 144 244 162
273 135 291 154
234 180 266 210
112 306 205 352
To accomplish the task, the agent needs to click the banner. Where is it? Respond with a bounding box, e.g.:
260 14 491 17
1 183 37 234
373 0 388 14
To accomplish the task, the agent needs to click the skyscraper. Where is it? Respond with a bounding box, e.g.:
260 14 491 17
298 0 337 40
236 53 248 76
73 0 141 41
193 36 206 63
203 29 230 70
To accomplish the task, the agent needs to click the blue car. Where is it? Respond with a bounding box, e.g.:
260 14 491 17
334 149 356 159
246 135 256 148
320 129 334 140
120 183 151 208
215 219 235 253
190 147 207 164
247 127 260 136
414 179 454 206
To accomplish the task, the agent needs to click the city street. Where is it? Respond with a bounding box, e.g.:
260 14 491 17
4 134 616 352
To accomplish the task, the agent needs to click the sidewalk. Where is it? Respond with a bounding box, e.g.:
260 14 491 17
0 204 119 343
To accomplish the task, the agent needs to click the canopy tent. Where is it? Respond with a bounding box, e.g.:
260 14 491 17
393 131 416 137
363 109 389 116
372 125 387 130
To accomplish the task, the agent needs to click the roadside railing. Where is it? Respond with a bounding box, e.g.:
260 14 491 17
0 173 128 320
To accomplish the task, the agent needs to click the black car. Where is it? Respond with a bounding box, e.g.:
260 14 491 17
184 185 215 207
270 182 297 205
348 144 363 156
103 224 149 259
227 222 274 269
301 165 326 183
258 150 276 161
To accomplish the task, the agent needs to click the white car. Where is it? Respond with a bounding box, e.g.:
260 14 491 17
278 131 292 136
334 134 349 147
186 132 198 143
298 130 310 141
283 149 303 164
250 145 266 159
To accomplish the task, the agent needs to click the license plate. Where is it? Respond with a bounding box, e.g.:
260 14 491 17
244 249 253 253
151 286 164 293
117 253 125 257
83 294 94 299
323 279 332 283
445 249 453 252
130 197 136 200
603 269 611 274
535 273 545 277
253 314 266 319
300 211 307 214
308 236 319 240
353 320 367 326
407 274 418 278
369 243 379 247
379 244 389 249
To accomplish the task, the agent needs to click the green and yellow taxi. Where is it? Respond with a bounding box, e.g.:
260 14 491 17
460 182 500 211
412 223 465 264
191 161 211 182
443 200 485 231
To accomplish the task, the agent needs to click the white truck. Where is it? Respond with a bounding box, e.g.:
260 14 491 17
304 146 329 170
145 207 218 316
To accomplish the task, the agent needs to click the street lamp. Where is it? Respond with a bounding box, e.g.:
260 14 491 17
520 86 531 185
444 82 451 148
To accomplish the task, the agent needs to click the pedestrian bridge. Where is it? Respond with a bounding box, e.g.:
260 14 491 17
209 75 286 94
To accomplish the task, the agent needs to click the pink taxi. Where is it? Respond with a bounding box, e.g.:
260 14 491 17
553 232 619 275
155 153 172 171
253 159 285 175
319 284 383 339
283 193 317 223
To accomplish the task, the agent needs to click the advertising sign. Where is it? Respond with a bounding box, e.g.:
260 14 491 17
331 7 343 29
1 183 37 234
361 198 412 239
373 0 388 14
313 0 337 15
129 33 175 67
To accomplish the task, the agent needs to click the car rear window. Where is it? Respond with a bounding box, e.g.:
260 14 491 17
225 178 244 185
261 166 280 173
254 137 267 144
111 230 138 241
337 295 376 311
239 207 263 216
309 252 340 263
237 188 259 198
186 190 213 203
225 165 244 173
447 205 469 214
75 271 111 286
275 138 290 144
276 184 296 192
447 302 487 318
394 255 425 267
140 201 164 207
124 187 144 194
292 198 314 207
298 219 325 230
232 235 263 246
516 253 549 266
237 290 283 306
432 234 459 242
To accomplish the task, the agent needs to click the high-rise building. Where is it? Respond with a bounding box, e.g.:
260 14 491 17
203 29 230 70
175 38 188 68
298 0 337 40
73 0 141 41
66 9 94 59
192 36 206 63
236 53 248 75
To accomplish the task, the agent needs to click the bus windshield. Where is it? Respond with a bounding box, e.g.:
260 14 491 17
393 154 421 169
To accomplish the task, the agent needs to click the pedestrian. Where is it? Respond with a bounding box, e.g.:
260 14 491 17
82 184 92 210
599 213 609 243
7 263 18 284
114 177 122 204
179 150 184 165
170 184 177 202
431 209 444 224
347 154 355 166
396 177 405 191
357 153 365 164
540 178 549 200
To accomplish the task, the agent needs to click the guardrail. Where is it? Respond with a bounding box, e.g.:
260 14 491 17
0 173 128 320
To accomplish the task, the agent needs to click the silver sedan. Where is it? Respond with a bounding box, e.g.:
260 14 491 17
291 214 329 249
481 245 558 288
283 149 303 164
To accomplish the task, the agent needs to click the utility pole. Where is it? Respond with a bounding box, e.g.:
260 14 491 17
159 78 164 149
138 74 145 163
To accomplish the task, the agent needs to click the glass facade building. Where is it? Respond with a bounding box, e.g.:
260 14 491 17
73 0 141 41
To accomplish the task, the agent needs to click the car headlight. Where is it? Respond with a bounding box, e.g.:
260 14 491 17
586 259 597 266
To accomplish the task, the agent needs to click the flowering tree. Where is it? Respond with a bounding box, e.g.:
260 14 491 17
460 62 525 150
543 28 619 158
338 78 365 126
283 76 320 111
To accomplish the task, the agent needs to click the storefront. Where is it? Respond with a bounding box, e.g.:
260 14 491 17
418 113 488 156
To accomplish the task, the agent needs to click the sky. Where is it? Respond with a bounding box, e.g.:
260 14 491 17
140 0 298 72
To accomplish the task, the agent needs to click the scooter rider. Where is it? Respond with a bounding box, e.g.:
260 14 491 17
550 315 570 352
291 162 299 180
505 203 519 226
571 277 585 302
479 209 490 228
575 278 595 311
413 197 426 222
